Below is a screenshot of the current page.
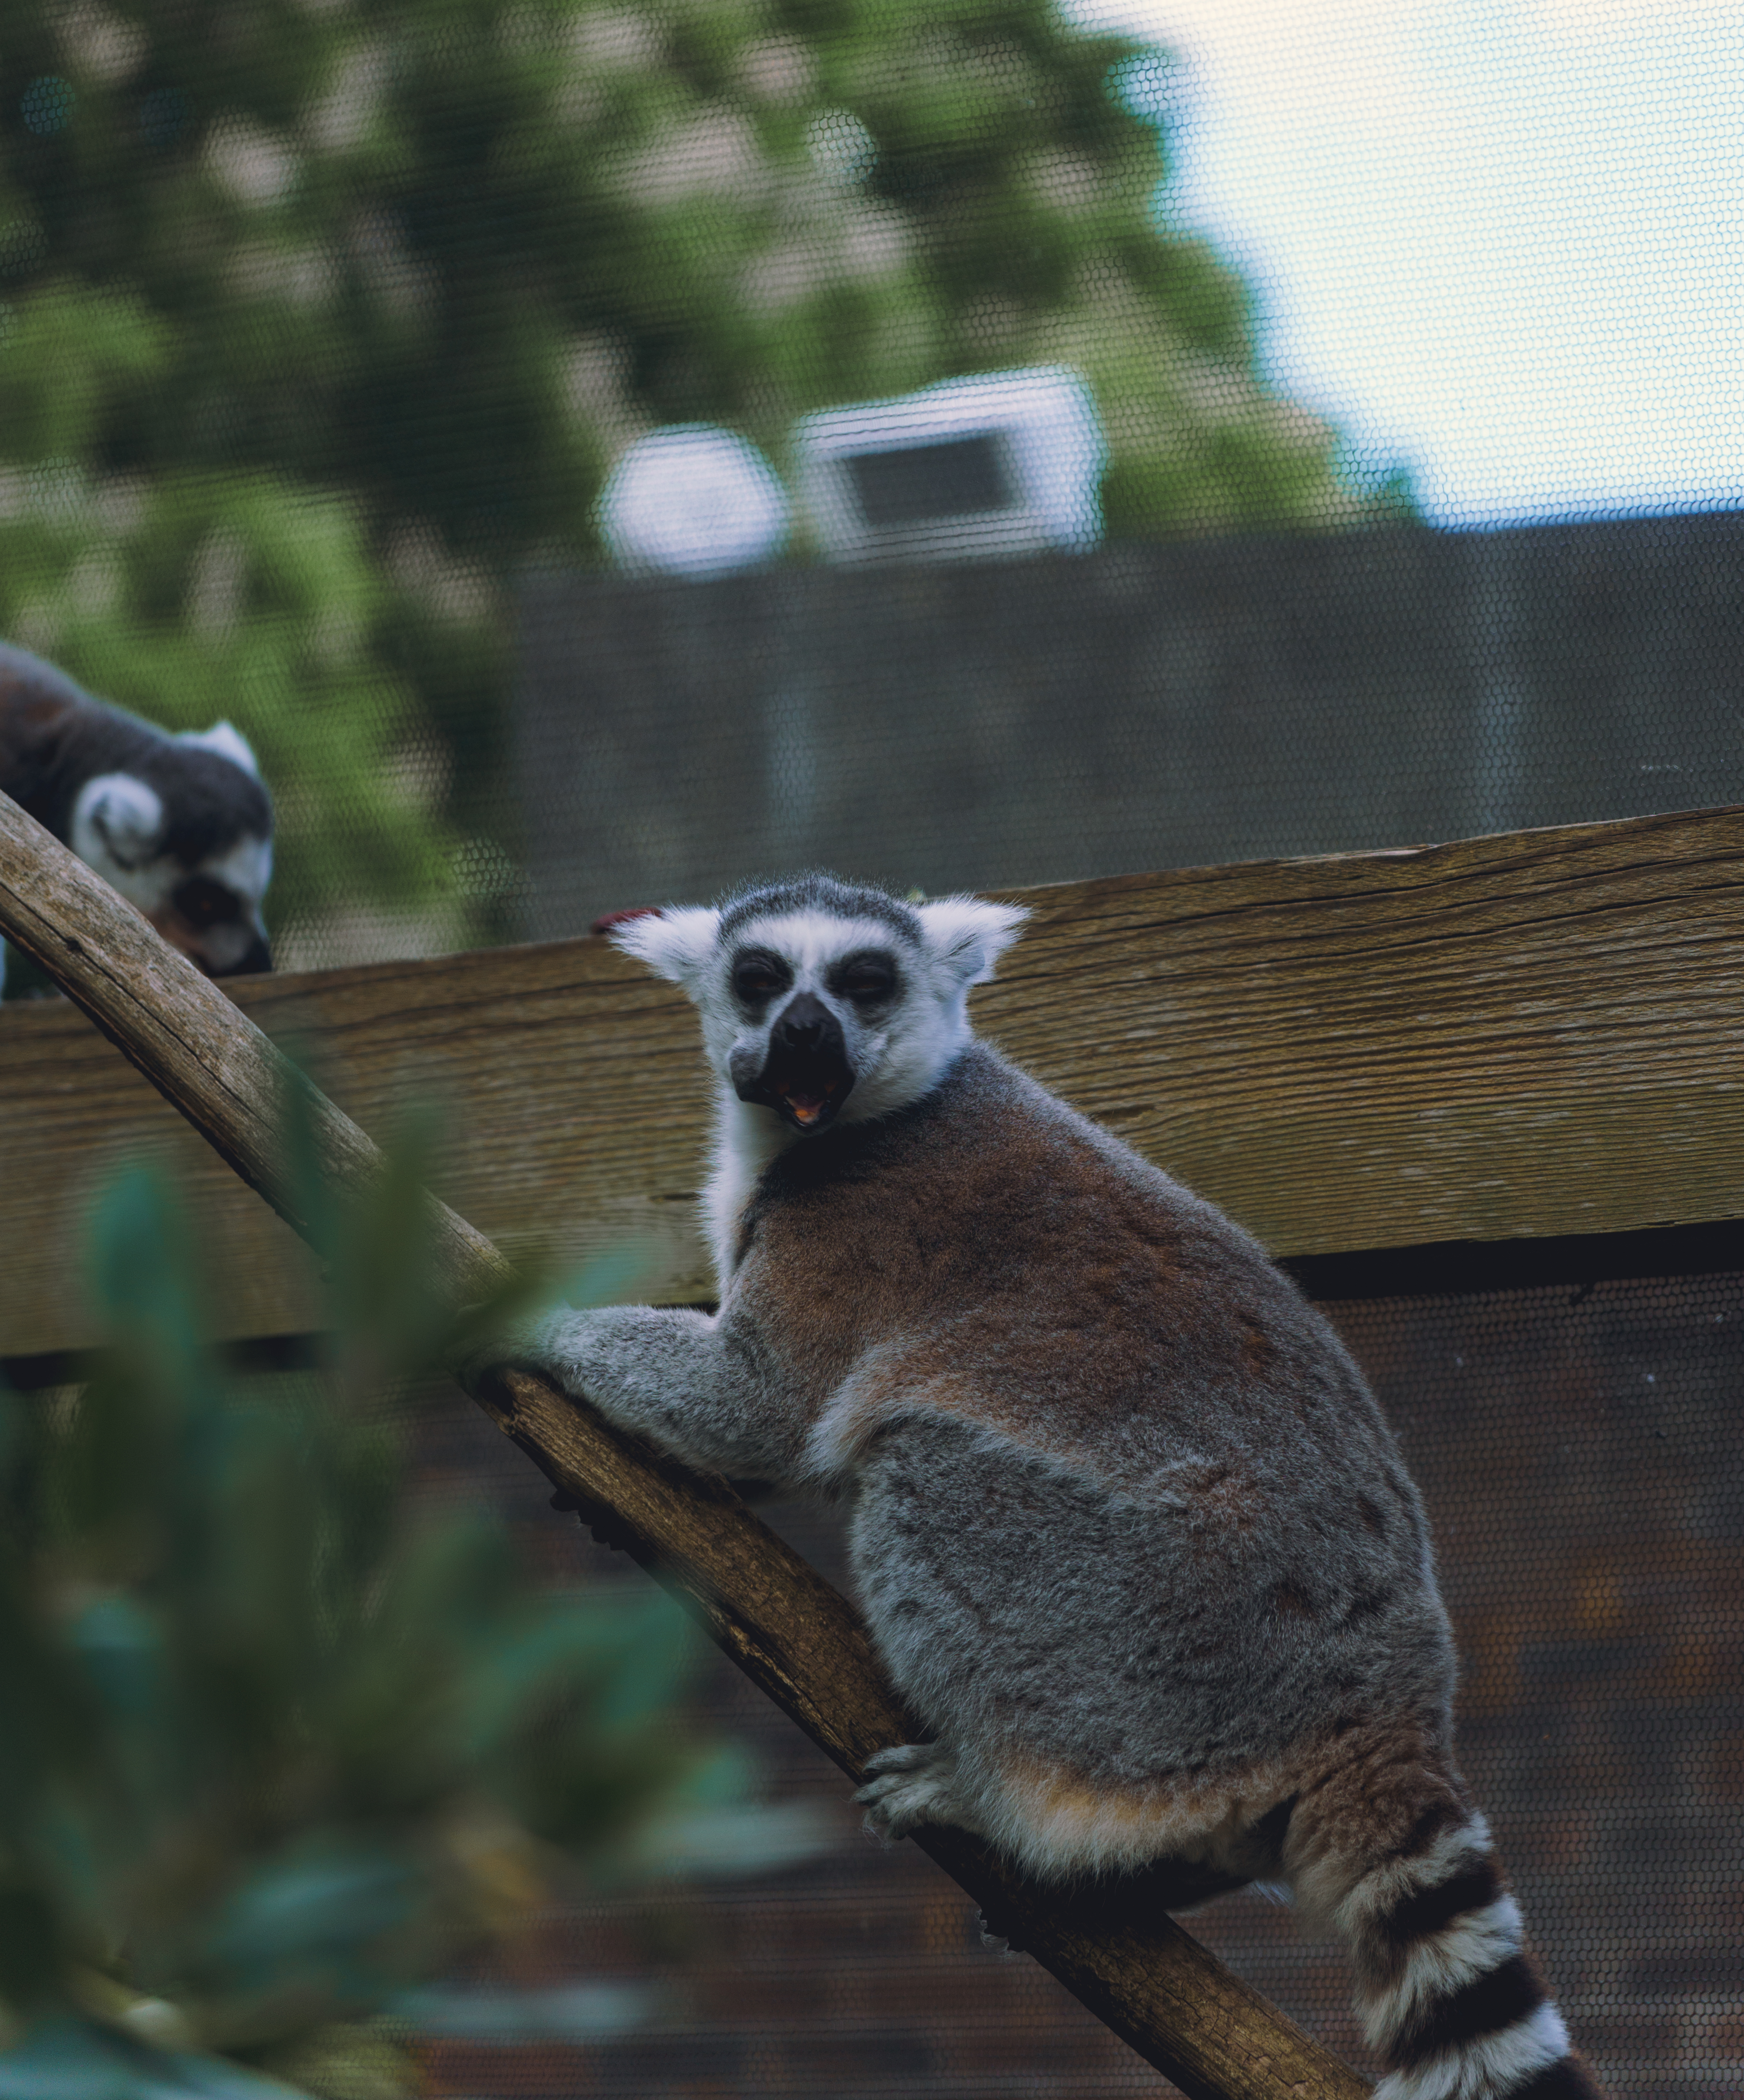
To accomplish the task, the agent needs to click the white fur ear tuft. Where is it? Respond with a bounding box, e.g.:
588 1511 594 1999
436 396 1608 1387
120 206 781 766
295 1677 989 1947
607 905 722 989
916 896 1031 987
177 720 260 778
72 773 166 872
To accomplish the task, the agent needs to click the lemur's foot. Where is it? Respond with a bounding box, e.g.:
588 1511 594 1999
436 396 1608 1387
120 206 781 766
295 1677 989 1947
855 1741 972 1843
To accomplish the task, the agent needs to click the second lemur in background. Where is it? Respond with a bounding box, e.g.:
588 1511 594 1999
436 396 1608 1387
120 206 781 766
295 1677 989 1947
0 642 273 992
491 872 1601 2100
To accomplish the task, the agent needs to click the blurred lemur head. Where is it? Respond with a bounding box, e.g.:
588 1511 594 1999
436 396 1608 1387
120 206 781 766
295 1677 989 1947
0 642 274 978
613 873 1029 1134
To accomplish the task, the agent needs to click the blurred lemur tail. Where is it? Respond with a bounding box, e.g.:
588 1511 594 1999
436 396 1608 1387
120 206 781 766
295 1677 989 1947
1335 1806 1600 2099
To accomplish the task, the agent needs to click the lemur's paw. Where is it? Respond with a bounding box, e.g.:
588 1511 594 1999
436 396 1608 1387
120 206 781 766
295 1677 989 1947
855 1742 964 1843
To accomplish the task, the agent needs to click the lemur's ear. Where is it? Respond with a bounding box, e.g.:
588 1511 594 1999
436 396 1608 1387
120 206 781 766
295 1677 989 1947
71 772 166 871
917 897 1031 988
607 905 722 989
177 720 260 779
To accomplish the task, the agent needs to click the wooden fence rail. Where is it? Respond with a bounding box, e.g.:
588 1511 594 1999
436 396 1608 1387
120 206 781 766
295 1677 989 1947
4 802 1744 1361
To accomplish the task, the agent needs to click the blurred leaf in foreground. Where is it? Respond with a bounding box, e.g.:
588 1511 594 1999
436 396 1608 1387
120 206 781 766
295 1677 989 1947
0 1145 759 2096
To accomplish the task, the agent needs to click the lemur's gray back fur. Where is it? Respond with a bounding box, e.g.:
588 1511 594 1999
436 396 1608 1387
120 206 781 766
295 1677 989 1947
508 877 1602 2100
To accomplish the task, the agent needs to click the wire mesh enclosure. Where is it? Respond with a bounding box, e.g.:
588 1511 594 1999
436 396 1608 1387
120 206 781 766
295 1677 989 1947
2 2 1742 2095
9 0 1743 970
514 512 1744 937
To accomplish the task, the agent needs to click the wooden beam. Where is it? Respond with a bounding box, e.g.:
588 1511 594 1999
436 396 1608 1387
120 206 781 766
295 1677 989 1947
0 789 1370 2100
996 805 1744 1257
4 802 1743 1357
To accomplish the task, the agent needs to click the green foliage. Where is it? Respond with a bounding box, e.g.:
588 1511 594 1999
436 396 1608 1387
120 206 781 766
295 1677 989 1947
0 1145 726 2095
0 281 453 946
0 1 1403 947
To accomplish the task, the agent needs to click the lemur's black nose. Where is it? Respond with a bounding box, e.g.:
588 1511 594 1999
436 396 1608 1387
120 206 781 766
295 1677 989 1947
773 992 836 1051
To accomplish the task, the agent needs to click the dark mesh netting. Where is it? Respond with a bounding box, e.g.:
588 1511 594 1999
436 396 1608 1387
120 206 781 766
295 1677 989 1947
5 3 1744 966
515 516 1744 934
403 1271 1744 2099
4 3 1743 2094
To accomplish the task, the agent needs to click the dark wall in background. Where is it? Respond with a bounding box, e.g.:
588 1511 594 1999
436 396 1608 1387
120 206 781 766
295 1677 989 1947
514 513 1744 933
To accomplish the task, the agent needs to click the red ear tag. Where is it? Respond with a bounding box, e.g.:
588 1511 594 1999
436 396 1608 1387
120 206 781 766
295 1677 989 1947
591 904 663 936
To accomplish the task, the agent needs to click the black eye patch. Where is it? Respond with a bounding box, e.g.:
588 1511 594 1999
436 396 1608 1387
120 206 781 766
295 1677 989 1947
731 947 793 1006
828 949 899 1004
172 875 242 929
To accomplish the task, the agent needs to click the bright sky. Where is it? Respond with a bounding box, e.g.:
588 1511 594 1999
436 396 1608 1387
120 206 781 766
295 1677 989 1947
1074 0 1744 526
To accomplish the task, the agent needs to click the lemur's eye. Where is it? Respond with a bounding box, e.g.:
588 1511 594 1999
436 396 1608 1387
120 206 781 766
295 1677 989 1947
834 954 897 1003
172 876 240 928
732 951 791 1004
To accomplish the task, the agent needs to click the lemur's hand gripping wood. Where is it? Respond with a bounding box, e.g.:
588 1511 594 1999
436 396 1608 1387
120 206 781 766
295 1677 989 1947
0 789 1369 2100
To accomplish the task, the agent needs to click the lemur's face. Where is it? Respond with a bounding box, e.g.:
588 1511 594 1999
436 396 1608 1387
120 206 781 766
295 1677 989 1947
715 909 915 1133
612 879 1029 1136
0 647 277 980
69 724 274 979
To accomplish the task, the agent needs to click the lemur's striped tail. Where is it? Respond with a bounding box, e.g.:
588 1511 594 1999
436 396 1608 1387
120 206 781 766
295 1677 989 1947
1334 1808 1600 2100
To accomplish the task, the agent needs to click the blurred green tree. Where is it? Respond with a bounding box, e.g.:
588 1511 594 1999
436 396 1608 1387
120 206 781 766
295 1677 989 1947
0 1132 759 2098
0 0 1405 952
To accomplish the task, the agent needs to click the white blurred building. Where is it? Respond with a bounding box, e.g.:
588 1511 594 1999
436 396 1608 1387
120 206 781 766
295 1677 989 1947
596 368 1107 578
794 366 1107 565
598 425 790 578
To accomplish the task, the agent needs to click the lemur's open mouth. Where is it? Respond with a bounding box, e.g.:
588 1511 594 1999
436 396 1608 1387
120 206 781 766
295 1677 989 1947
745 1045 853 1132
741 993 855 1134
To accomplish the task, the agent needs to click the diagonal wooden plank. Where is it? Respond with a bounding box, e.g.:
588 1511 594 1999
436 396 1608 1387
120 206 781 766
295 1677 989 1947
3 803 1742 1356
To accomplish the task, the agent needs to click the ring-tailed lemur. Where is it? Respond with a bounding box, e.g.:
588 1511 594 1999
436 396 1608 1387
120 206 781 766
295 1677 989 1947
0 642 273 993
493 873 1601 2100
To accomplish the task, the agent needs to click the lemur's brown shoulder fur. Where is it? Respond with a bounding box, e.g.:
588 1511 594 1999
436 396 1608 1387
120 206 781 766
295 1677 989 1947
735 1043 1389 1488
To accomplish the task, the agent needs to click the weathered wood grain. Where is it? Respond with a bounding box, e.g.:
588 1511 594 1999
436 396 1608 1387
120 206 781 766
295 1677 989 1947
990 806 1744 1252
0 789 1369 2100
4 802 1743 1357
